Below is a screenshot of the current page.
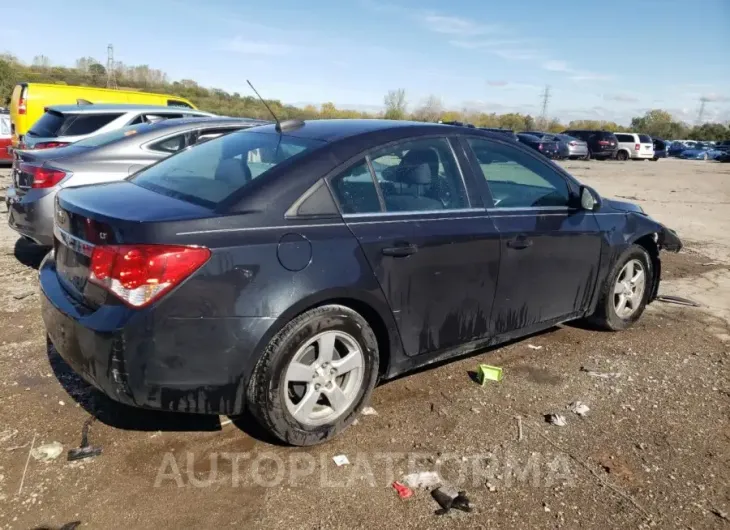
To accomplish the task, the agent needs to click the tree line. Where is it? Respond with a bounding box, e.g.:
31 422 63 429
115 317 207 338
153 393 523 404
1 54 728 141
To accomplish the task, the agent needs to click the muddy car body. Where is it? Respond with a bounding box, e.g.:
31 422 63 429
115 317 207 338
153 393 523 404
40 119 682 445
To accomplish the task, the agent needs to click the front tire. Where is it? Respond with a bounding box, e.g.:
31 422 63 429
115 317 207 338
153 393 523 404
588 245 653 331
616 150 629 161
246 305 379 446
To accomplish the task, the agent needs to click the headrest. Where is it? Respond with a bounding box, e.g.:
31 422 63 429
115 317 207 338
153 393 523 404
382 163 432 185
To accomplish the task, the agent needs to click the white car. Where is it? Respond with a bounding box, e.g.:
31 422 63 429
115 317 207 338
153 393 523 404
614 133 654 161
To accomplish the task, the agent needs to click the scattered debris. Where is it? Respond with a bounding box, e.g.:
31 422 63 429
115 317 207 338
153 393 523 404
332 454 350 467
580 366 622 379
33 522 82 530
0 428 18 443
486 482 498 492
362 406 378 416
568 401 590 417
515 415 524 442
402 471 442 489
543 502 551 512
545 413 567 427
32 441 64 462
692 502 729 521
67 417 102 462
13 290 35 300
391 481 413 499
476 364 503 386
655 295 701 307
527 344 543 350
18 434 37 495
58 400 65 406
431 486 473 515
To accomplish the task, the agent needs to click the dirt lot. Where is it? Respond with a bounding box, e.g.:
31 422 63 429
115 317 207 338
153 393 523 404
0 159 728 529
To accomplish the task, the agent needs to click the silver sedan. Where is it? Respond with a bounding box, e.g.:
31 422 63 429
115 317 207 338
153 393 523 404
6 116 267 246
554 134 589 159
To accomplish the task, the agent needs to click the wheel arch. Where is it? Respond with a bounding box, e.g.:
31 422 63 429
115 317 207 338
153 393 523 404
251 288 402 381
631 232 661 302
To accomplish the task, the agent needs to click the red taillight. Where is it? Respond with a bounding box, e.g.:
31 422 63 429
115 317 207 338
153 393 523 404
33 141 71 150
569 141 576 146
20 163 68 189
598 140 610 146
635 143 640 151
89 244 211 308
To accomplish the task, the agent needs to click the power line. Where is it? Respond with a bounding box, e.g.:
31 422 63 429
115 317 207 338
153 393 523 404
696 97 708 124
106 44 117 89
539 85 551 127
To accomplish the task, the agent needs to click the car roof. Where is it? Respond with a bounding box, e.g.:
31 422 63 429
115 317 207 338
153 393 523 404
251 119 455 142
46 104 210 114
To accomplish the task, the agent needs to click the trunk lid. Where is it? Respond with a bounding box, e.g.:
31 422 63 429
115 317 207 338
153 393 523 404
53 181 215 306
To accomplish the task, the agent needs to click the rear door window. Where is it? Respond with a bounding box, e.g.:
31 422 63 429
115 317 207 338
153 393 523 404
639 134 652 143
58 113 122 136
368 138 469 213
148 133 188 153
615 134 632 142
132 130 322 207
330 160 382 214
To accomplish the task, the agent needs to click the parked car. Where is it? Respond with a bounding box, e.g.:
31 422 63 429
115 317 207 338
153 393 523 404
517 133 560 158
0 111 11 164
9 82 197 147
561 130 619 160
522 132 582 159
679 143 724 160
40 119 682 446
20 104 214 150
668 141 690 157
6 117 265 247
651 138 669 160
614 133 654 161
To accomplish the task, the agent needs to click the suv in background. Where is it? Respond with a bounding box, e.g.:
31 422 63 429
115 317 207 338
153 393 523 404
614 132 654 161
20 104 214 150
561 130 619 160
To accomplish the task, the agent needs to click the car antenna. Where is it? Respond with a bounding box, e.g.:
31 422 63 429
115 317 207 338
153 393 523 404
246 80 304 133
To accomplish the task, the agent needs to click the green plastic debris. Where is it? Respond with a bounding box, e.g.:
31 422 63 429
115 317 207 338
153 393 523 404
477 364 503 385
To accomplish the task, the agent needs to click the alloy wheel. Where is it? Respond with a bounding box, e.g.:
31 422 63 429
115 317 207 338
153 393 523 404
613 259 646 319
283 330 365 426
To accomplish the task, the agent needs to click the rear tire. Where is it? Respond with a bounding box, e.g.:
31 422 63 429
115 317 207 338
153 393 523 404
246 305 379 446
584 150 592 161
587 245 653 331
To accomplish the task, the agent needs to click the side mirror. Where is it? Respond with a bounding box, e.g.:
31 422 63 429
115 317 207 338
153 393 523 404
580 185 602 211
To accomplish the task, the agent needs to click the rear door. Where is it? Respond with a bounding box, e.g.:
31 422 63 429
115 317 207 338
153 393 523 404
462 135 602 335
329 136 501 357
638 134 654 156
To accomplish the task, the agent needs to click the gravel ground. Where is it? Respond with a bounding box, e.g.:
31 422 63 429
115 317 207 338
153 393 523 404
0 159 728 529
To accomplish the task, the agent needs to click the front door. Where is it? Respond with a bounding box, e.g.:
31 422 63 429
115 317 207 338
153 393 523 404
462 136 602 335
329 136 501 356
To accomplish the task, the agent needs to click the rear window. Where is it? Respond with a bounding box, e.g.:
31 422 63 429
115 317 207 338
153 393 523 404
639 134 652 143
30 112 122 137
132 130 323 207
29 111 65 137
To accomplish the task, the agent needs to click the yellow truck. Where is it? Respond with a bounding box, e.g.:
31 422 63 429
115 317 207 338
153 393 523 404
9 83 197 146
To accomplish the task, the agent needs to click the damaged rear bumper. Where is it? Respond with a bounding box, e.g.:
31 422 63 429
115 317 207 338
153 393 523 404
39 253 273 416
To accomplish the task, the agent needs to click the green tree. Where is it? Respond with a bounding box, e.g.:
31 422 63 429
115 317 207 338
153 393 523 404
88 63 106 84
384 89 407 120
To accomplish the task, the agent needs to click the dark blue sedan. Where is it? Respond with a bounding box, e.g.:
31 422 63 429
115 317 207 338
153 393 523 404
40 119 682 445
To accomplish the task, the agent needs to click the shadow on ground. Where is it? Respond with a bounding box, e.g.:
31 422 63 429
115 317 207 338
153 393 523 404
14 237 49 269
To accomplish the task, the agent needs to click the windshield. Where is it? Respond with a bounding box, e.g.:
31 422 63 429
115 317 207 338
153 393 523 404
132 130 323 207
72 124 156 148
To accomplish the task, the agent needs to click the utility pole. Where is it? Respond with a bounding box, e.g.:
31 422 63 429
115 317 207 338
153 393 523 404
106 44 118 89
539 85 551 128
696 97 708 125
